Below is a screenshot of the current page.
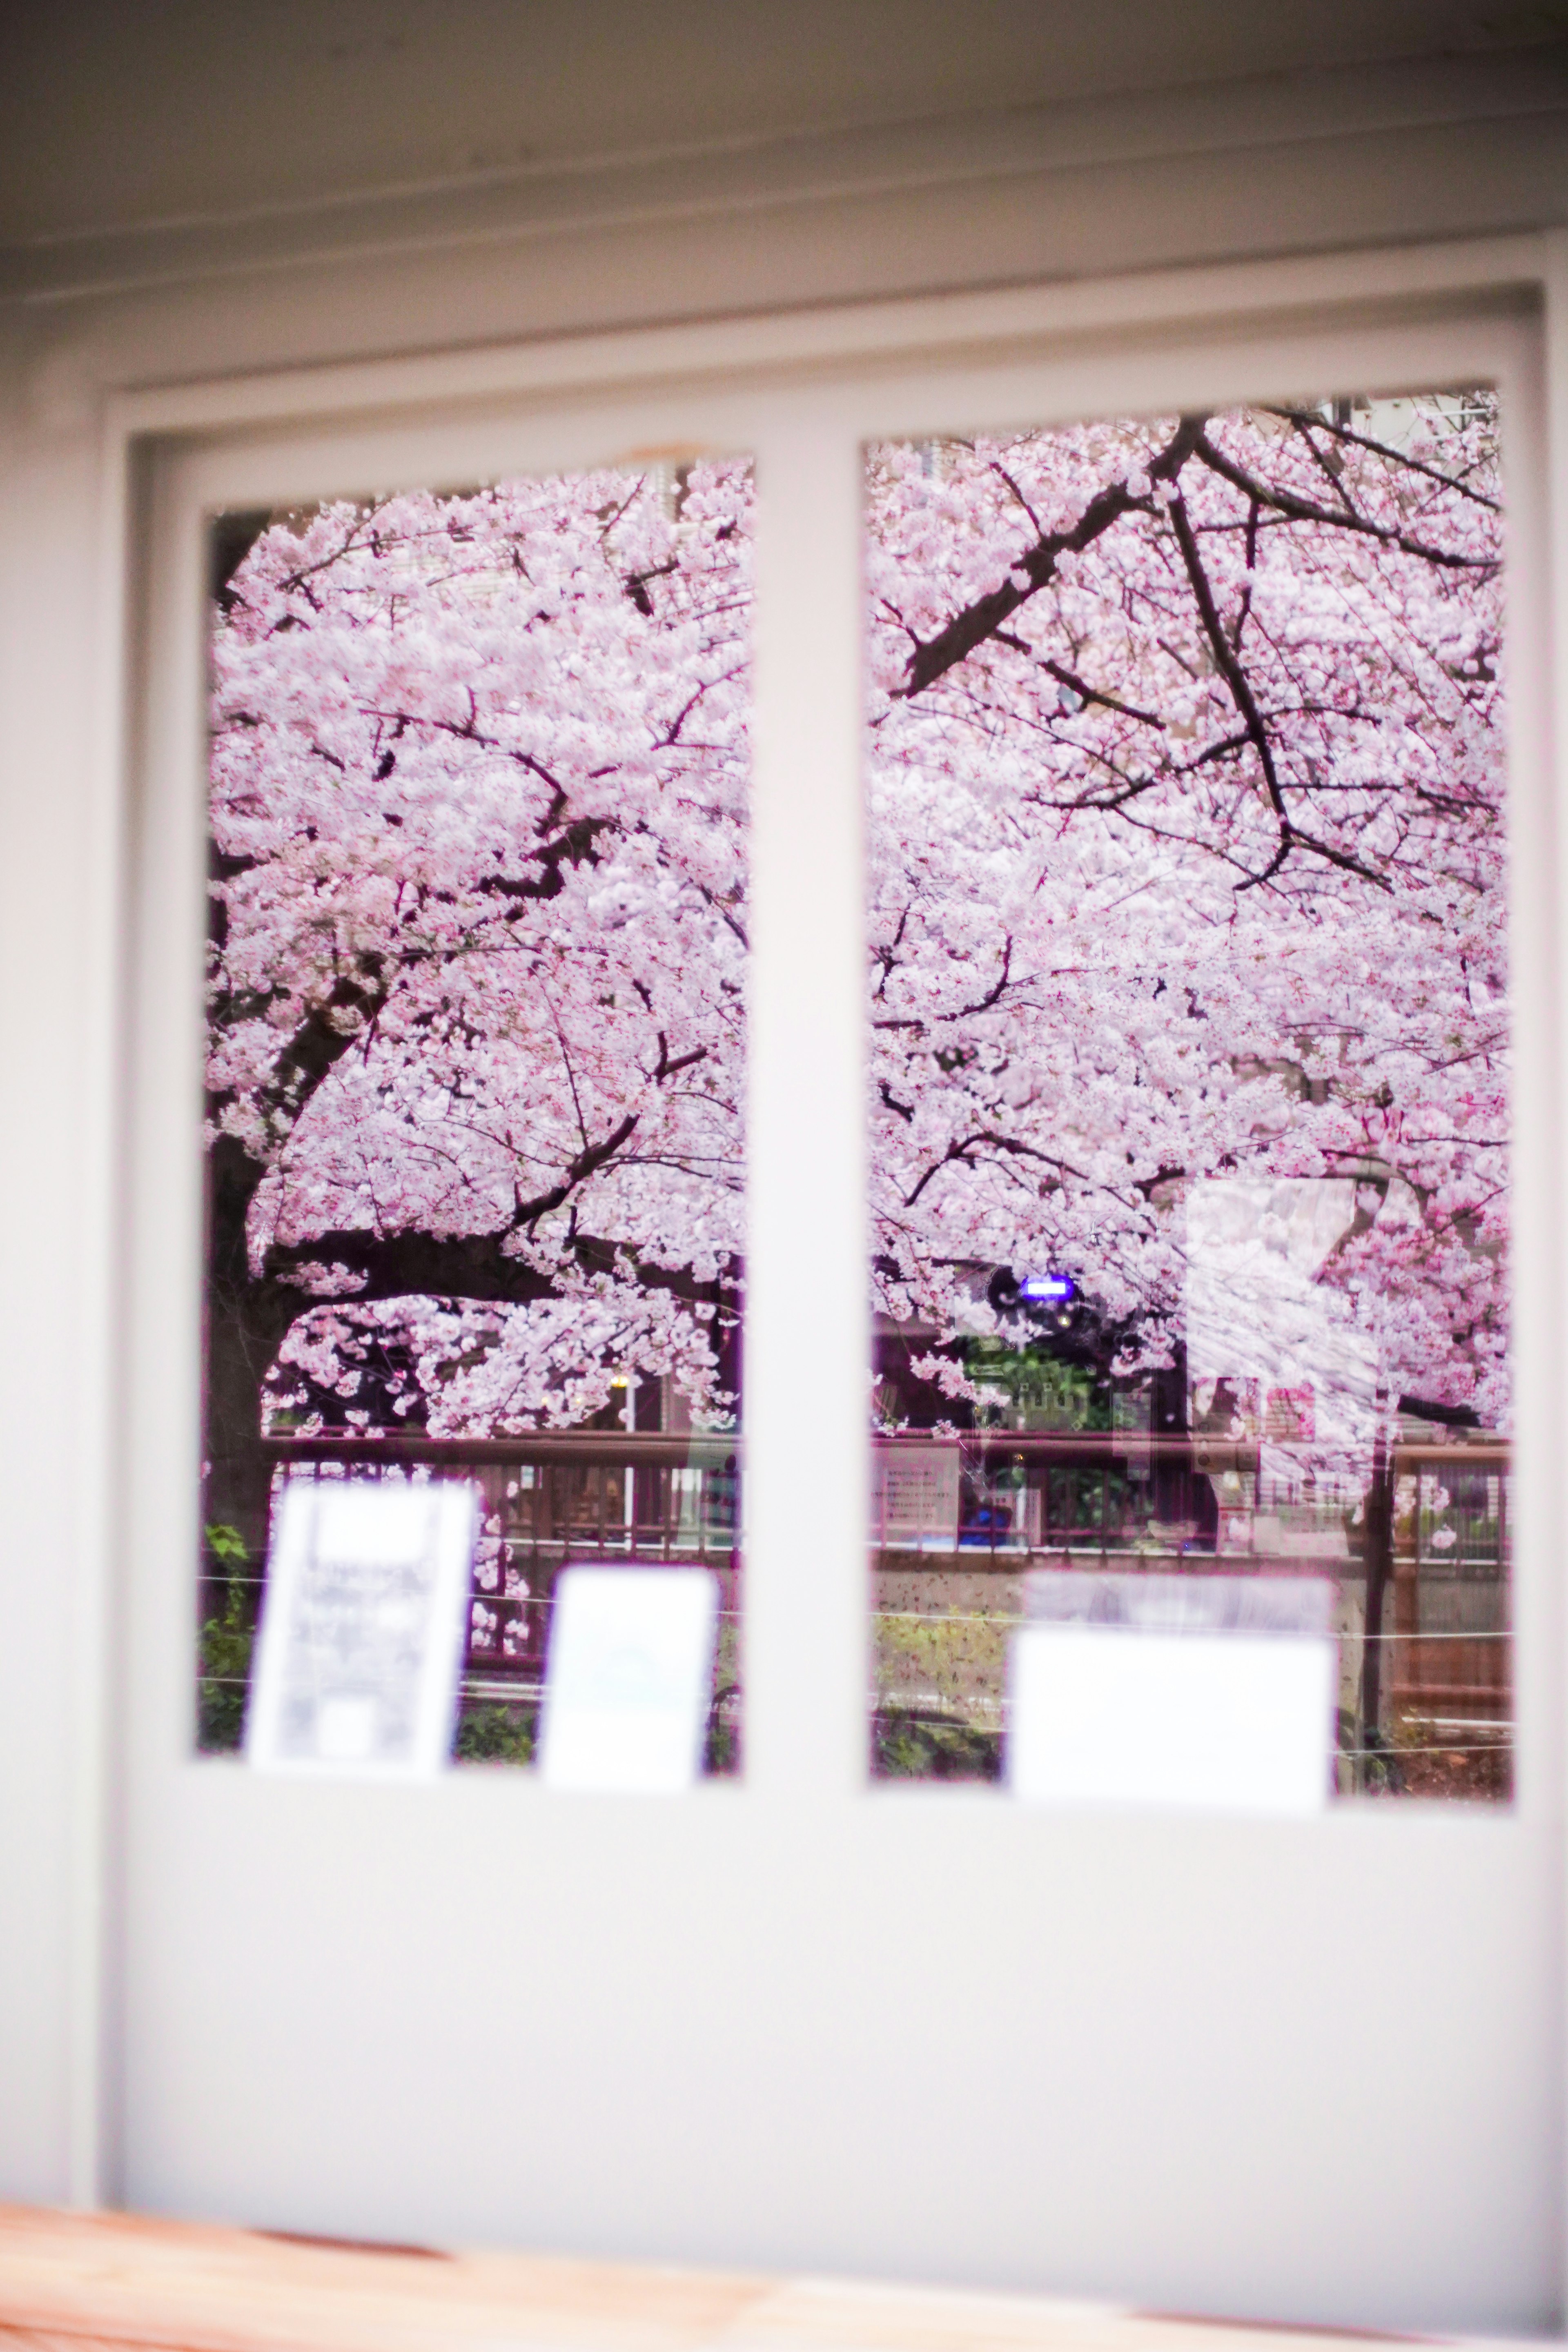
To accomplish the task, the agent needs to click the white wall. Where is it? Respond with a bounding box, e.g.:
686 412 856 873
0 427 101 2200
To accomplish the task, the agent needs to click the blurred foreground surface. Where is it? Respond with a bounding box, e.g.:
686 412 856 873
0 2206 1524 2352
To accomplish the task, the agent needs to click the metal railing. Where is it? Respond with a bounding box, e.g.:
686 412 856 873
194 1425 1510 1795
866 1429 1513 1796
196 1432 744 1765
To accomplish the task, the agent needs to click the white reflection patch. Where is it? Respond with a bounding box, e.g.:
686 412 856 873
1011 1572 1335 1815
540 1566 719 1794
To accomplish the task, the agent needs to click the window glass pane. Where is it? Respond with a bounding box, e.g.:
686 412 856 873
866 393 1510 1802
201 459 750 1770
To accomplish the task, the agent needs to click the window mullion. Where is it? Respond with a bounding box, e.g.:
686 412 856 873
745 403 869 1799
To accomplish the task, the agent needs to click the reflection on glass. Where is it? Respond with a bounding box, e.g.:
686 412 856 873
866 394 1510 1800
199 461 751 1768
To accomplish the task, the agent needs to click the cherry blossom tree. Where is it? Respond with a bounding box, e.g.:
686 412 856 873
202 392 1506 1561
205 460 751 1556
865 393 1506 1439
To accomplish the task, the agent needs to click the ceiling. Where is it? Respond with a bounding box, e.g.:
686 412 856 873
3 0 1568 245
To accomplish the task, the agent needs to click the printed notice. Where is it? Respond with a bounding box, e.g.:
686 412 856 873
1010 1573 1335 1816
870 1442 960 1552
246 1479 478 1778
539 1566 719 1794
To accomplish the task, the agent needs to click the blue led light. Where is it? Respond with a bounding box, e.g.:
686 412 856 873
1019 1272 1074 1302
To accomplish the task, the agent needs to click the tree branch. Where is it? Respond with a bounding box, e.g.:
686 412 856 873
902 1128 1084 1209
1261 406 1501 512
511 1109 640 1227
476 815 611 904
1168 495 1392 893
1167 495 1290 826
895 414 1208 699
1194 432 1495 568
263 1228 560 1306
1038 657 1161 727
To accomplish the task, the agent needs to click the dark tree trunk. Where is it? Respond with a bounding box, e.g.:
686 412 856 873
1359 1400 1396 1775
199 1131 296 1618
1150 1343 1191 1527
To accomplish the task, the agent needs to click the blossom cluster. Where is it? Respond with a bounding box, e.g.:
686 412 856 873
209 394 1509 1439
210 461 749 1431
866 396 1507 1424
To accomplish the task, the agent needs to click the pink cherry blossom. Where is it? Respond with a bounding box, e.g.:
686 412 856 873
203 391 1507 1548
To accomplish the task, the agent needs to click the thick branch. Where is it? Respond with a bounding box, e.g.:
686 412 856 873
264 1228 558 1306
1168 497 1392 894
513 1109 639 1226
1167 496 1289 827
652 1035 708 1083
477 815 612 904
261 1225 742 1317
896 414 1208 699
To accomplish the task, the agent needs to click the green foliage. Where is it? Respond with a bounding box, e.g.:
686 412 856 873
198 1525 254 1753
453 1703 536 1764
965 1339 1107 1430
871 1597 1008 1781
704 1683 741 1775
873 1707 1001 1781
703 1612 743 1775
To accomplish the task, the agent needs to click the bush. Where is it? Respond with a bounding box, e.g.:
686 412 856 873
453 1703 536 1764
197 1526 255 1753
872 1706 1002 1781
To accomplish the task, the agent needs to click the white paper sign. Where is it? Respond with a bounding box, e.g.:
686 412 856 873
870 1442 961 1550
246 1479 477 1779
539 1566 719 1793
1009 1623 1334 1816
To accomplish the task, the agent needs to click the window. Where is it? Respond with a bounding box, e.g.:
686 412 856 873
120 271 1558 2324
198 456 751 1771
865 388 1514 1802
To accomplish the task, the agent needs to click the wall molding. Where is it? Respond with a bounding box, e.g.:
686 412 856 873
6 47 1567 312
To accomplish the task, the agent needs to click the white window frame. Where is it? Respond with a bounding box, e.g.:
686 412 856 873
78 231 1568 2328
